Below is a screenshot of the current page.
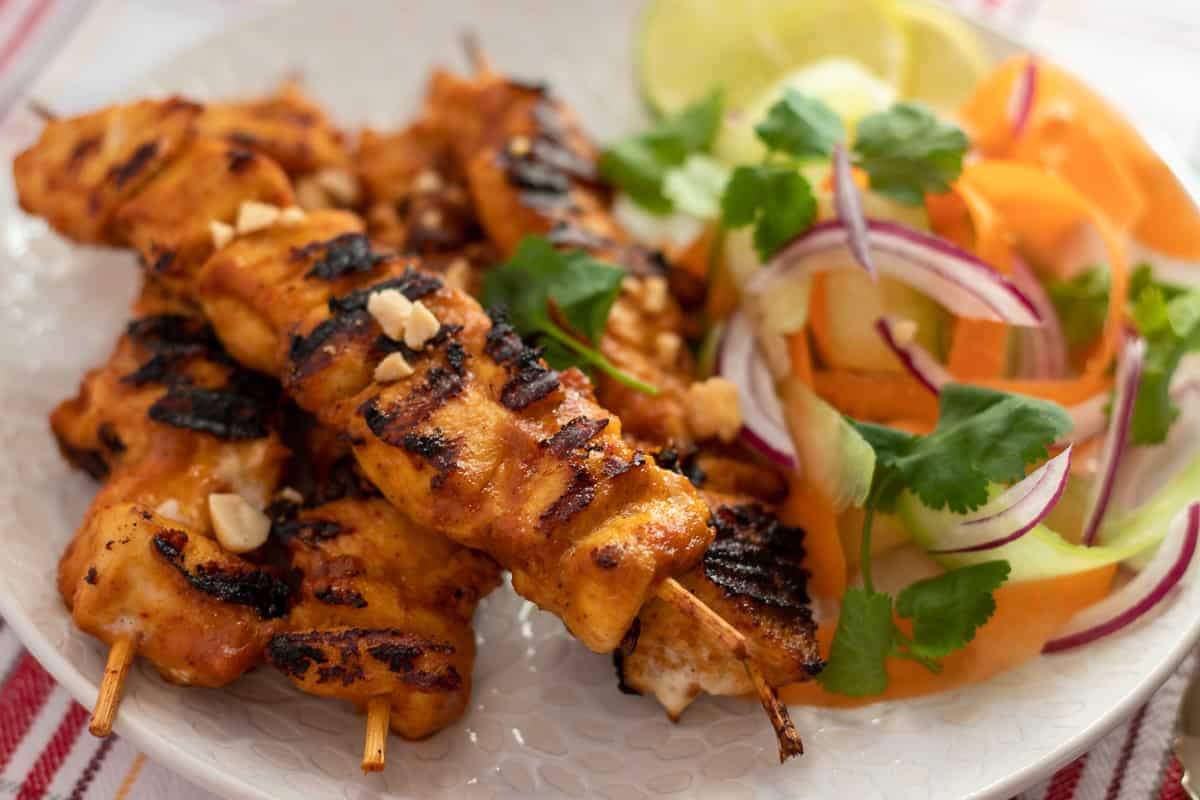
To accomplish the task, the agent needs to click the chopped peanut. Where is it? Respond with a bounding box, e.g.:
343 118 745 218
685 377 742 443
412 169 443 194
367 289 413 340
209 220 234 249
404 301 441 349
235 201 281 234
314 168 361 206
374 352 415 382
641 276 670 314
278 206 307 226
654 331 683 365
209 493 270 554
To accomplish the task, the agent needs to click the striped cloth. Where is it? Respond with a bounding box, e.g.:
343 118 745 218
0 0 1197 798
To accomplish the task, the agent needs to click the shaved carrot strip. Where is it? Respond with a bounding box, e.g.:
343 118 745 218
780 477 845 599
787 330 815 385
980 373 1113 407
811 369 938 426
807 273 836 367
669 224 715 284
781 563 1116 707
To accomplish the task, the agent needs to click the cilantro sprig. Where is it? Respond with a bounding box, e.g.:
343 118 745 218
816 385 1071 697
1047 267 1111 347
1129 267 1200 444
480 236 659 395
600 90 724 214
719 91 968 261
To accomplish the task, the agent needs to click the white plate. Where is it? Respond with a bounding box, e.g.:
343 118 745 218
1 2 1198 798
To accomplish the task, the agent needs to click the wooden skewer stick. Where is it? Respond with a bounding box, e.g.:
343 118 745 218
360 695 391 773
27 99 57 121
89 636 134 737
656 578 804 762
459 30 491 75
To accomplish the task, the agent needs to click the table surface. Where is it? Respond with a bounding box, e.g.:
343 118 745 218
0 1 1196 798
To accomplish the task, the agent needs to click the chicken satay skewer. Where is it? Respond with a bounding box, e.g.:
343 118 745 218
657 578 803 760
88 636 134 736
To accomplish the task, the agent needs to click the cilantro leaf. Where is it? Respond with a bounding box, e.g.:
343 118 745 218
662 154 727 219
896 561 1011 659
599 90 722 214
480 236 658 394
754 89 843 160
815 588 896 697
852 103 969 206
720 163 817 260
1129 278 1200 444
852 384 1073 514
1048 267 1110 347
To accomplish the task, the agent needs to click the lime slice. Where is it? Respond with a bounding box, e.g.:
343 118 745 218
713 58 897 164
899 1 992 113
638 0 908 117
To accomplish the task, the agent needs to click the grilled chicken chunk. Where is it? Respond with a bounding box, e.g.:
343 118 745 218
53 287 291 686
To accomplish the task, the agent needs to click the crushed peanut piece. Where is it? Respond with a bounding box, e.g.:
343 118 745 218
685 377 742 443
209 220 234 249
276 486 304 504
443 257 471 291
209 493 270 554
607 299 641 341
654 331 683 365
154 499 185 523
314 168 361 206
641 276 670 314
367 289 413 340
508 135 532 156
295 176 330 210
278 206 307 226
404 301 441 349
236 201 281 234
420 209 443 230
412 169 443 194
374 352 415 382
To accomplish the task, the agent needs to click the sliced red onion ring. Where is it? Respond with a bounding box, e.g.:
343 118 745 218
874 315 951 395
747 219 1043 327
1044 502 1200 653
1081 336 1147 545
832 143 874 277
1010 256 1069 380
715 311 797 469
1060 392 1110 445
1008 56 1038 138
929 446 1073 554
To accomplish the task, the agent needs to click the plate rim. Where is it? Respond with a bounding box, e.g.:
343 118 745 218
2 2 1199 798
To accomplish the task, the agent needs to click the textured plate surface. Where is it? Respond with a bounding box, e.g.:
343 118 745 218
0 2 1198 798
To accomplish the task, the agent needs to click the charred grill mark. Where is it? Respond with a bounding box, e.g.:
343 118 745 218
444 340 468 376
58 441 108 480
84 567 98 585
271 517 345 546
226 148 256 174
148 386 269 440
531 102 568 143
538 469 596 534
402 428 459 489
591 543 622 570
501 149 571 195
127 314 225 357
326 270 442 315
483 308 526 363
371 324 464 369
149 250 175 274
531 138 596 182
314 585 368 608
107 141 159 188
287 311 371 379
312 457 381 504
654 446 706 488
499 349 559 410
97 422 125 455
152 529 291 618
122 353 176 386
545 221 610 252
601 451 646 479
293 233 387 281
540 416 609 458
704 505 812 615
68 136 100 170
360 365 465 444
267 629 461 691
613 618 642 695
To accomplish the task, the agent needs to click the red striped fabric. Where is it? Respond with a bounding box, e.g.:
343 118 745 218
1105 704 1149 799
1044 754 1089 800
1159 755 1188 800
0 0 56 75
16 700 89 800
0 653 57 772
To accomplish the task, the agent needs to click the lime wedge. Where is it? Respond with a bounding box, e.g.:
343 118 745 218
899 1 992 113
713 58 897 164
638 0 908 117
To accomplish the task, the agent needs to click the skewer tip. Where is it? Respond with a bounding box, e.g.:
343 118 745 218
459 30 490 74
744 660 804 762
89 637 134 738
27 99 57 121
361 696 391 773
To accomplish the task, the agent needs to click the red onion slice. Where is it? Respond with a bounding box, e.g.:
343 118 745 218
929 446 1073 554
747 219 1043 327
1008 56 1038 138
1081 336 1147 545
1010 256 1069 380
715 311 797 469
832 143 875 277
1043 502 1200 653
874 315 951 395
1060 391 1110 445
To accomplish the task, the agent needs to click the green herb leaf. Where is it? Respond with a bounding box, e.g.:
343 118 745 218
852 384 1073 515
852 103 969 206
599 90 723 214
720 163 817 260
754 89 843 160
815 588 896 697
480 236 658 395
896 561 1011 659
1129 275 1200 444
662 154 728 219
1047 267 1111 347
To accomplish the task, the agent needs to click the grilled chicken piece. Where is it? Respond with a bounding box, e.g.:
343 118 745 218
14 97 202 243
17 97 714 655
422 67 697 444
267 494 499 739
195 82 351 177
53 286 292 686
617 501 822 718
